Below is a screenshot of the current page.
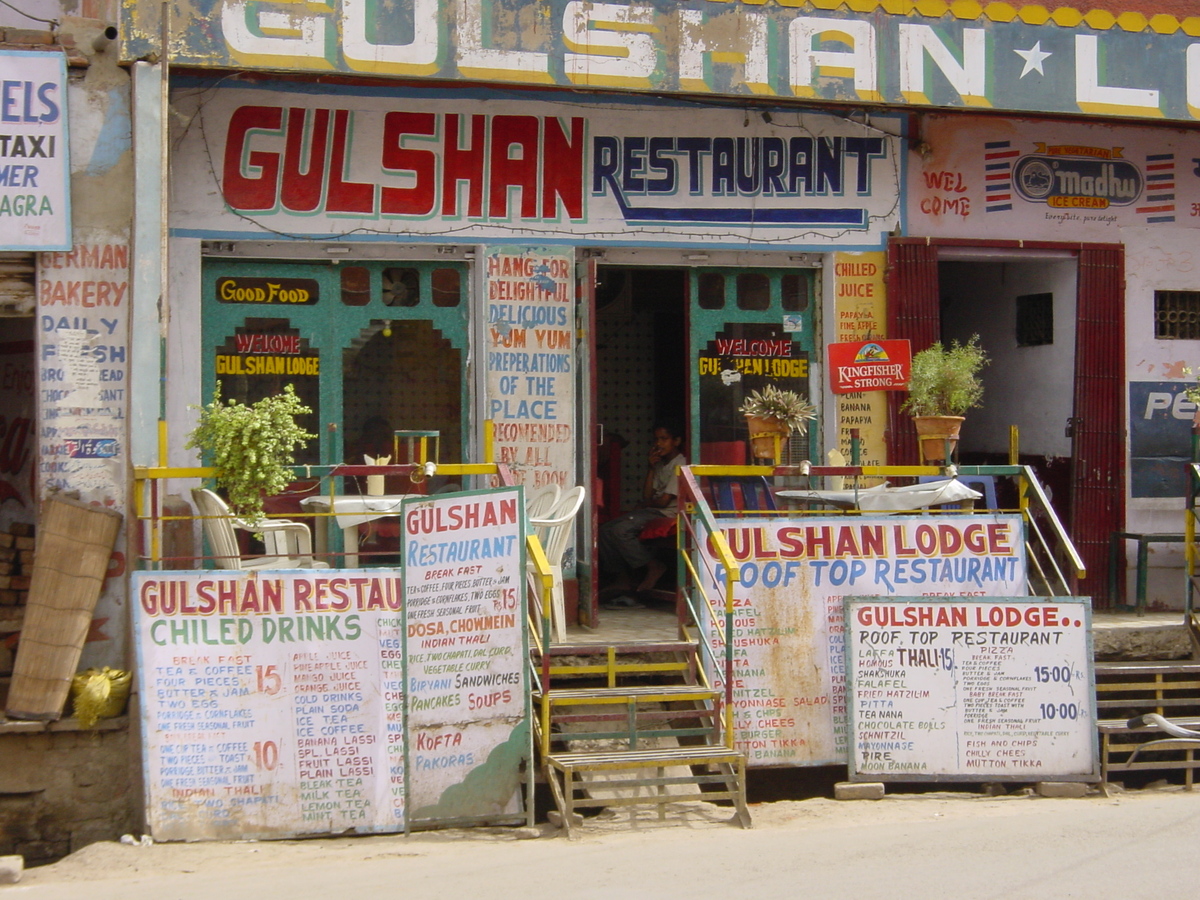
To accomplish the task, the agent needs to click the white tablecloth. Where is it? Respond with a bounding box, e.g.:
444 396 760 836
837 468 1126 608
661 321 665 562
299 494 409 530
777 478 982 513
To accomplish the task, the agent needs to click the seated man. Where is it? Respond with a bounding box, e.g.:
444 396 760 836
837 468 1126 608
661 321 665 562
599 422 685 605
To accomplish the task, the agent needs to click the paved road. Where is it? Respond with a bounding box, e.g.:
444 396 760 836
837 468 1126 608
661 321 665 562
12 789 1200 899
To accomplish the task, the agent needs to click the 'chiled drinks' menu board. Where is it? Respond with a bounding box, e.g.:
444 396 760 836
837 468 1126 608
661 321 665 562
134 486 527 841
845 597 1096 781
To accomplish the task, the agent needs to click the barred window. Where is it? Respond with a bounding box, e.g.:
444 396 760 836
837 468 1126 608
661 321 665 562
1154 290 1200 340
1016 292 1053 347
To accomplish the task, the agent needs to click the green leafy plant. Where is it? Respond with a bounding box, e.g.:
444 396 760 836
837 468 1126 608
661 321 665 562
901 336 989 418
1185 369 1200 407
186 383 316 523
738 384 818 435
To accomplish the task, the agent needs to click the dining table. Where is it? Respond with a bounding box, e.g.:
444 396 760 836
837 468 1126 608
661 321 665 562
299 493 410 567
775 478 982 513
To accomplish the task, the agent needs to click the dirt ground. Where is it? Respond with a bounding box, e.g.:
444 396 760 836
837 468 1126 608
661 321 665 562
14 781 1185 892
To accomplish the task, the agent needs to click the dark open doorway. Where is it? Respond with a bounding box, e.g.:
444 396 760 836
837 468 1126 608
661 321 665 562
594 266 688 520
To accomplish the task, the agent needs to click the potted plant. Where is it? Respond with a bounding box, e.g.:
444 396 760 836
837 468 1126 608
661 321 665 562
186 383 317 524
739 384 817 460
900 335 988 464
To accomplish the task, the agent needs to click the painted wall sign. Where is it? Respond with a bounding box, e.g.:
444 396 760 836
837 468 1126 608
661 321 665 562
697 325 811 451
169 84 902 249
1129 381 1196 498
484 248 575 492
128 1 1200 124
696 515 1027 766
827 339 911 394
846 596 1097 781
0 50 69 250
134 487 528 840
909 114 1200 240
37 241 129 667
215 276 319 305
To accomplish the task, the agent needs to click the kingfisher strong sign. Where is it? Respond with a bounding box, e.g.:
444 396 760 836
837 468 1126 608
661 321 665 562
171 83 902 249
827 340 912 393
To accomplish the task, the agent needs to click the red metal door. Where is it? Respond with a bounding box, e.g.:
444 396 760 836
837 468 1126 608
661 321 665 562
885 239 941 465
1071 246 1125 603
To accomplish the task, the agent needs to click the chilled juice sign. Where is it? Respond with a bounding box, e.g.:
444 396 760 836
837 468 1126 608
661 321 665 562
695 515 1026 767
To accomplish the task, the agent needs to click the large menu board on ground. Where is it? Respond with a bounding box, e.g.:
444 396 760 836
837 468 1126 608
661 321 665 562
134 486 527 841
696 515 1026 768
845 597 1096 781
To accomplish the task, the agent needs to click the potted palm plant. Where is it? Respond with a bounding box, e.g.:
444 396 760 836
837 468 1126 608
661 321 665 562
900 335 988 464
739 384 817 461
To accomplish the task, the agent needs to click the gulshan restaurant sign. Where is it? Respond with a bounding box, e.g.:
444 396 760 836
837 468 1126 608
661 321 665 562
169 86 902 248
129 0 1200 122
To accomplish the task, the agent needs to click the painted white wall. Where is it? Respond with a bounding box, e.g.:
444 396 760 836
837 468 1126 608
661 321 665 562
939 259 1077 458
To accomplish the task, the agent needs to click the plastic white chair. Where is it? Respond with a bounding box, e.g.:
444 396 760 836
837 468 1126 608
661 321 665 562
526 484 561 521
528 486 585 643
192 488 330 570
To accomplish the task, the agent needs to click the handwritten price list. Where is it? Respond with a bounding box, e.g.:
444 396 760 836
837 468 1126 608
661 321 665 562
142 609 405 841
846 597 1097 781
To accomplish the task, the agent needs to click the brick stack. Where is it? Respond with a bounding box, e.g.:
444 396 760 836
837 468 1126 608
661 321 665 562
0 522 33 683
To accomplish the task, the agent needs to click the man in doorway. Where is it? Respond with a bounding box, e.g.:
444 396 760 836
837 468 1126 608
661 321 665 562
599 421 685 607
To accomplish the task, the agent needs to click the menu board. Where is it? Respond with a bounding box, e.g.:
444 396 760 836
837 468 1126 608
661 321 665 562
134 486 529 840
695 515 1027 768
134 572 407 840
401 487 530 823
845 597 1096 781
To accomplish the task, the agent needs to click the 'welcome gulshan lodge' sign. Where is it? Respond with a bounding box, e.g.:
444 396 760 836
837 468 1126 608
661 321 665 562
127 0 1200 122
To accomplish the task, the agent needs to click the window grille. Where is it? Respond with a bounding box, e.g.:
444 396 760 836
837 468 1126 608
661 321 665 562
1016 292 1053 346
1154 290 1200 340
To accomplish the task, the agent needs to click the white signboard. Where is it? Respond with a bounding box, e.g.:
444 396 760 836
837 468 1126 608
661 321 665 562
134 487 528 840
134 570 408 840
484 248 575 494
697 515 1026 767
910 113 1198 242
0 50 70 250
846 597 1097 781
401 487 529 822
169 83 902 250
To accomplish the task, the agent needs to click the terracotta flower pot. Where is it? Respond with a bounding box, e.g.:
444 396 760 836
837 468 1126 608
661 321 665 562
913 415 964 464
745 415 791 461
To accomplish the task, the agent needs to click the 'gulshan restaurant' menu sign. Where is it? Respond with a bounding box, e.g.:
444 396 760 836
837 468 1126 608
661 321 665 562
134 487 528 841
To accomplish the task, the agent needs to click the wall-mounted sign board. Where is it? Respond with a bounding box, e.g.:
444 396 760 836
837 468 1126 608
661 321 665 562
845 596 1097 782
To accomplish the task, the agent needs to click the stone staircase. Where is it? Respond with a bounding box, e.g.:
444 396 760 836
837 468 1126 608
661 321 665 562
531 639 751 838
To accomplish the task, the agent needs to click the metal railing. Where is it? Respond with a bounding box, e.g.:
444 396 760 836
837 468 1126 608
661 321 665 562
672 462 1086 754
131 460 516 569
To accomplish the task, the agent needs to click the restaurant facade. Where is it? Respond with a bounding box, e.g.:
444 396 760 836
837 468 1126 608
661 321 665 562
6 0 1200 856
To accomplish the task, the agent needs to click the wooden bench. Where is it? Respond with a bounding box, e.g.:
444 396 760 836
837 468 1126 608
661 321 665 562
1096 661 1200 785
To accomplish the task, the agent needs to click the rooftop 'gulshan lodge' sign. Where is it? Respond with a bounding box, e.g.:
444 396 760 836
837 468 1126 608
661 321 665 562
126 0 1200 122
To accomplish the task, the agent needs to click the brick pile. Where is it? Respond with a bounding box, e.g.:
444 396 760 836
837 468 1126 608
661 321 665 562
0 522 33 681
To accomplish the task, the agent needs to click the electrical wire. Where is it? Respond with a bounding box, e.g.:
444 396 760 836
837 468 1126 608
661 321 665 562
0 0 57 28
